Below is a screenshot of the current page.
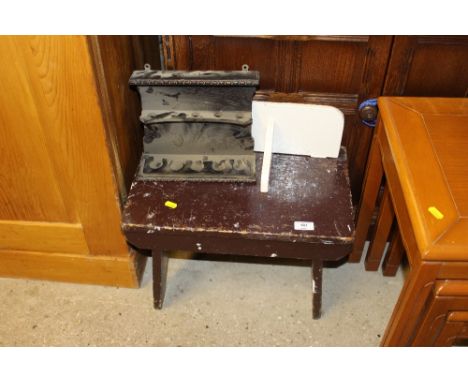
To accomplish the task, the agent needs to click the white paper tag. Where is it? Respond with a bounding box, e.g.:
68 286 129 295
294 221 315 231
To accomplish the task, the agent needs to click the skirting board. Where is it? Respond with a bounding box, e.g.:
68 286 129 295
0 248 147 288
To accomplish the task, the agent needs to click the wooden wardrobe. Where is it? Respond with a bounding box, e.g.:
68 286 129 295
0 36 159 287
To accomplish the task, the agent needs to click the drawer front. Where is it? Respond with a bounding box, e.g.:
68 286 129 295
412 280 468 346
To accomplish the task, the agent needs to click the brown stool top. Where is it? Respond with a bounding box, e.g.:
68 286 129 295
122 150 354 245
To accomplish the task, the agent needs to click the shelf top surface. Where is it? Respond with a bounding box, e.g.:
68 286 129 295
379 97 468 261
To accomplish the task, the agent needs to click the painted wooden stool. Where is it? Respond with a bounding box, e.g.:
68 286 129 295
122 150 354 319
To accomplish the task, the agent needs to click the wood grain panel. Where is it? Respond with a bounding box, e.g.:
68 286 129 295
163 35 393 203
254 91 358 113
190 35 215 69
347 36 394 202
382 228 405 276
349 132 384 262
131 35 162 70
440 262 468 279
251 35 370 43
0 36 147 287
435 321 467 346
405 41 468 96
365 186 395 271
164 36 191 70
384 36 468 96
424 114 468 215
297 40 367 93
0 248 144 288
193 36 280 90
11 36 130 255
0 37 74 222
435 280 468 296
448 311 468 322
89 36 161 200
412 290 468 346
274 39 299 93
162 35 174 69
0 220 89 254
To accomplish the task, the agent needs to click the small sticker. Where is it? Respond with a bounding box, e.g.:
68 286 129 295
164 200 177 209
428 206 444 220
294 221 315 231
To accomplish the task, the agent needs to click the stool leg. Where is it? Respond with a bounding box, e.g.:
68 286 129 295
365 186 395 271
152 249 168 309
349 135 384 262
312 260 323 319
382 229 404 277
